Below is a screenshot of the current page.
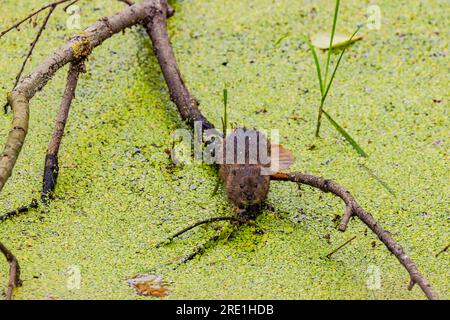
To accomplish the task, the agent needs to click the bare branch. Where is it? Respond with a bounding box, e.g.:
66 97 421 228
271 171 438 300
144 7 214 131
42 59 85 202
62 0 81 12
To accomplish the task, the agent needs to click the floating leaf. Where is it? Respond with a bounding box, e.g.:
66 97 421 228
127 274 169 297
311 31 362 50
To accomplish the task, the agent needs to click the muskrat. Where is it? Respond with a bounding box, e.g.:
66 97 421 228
218 128 294 211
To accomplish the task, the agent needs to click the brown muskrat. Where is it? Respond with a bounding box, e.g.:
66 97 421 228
217 128 294 210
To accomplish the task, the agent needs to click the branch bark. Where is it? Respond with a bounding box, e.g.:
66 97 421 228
271 171 438 300
42 60 85 202
144 7 215 131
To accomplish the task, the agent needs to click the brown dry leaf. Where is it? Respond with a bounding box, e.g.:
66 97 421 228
127 274 169 297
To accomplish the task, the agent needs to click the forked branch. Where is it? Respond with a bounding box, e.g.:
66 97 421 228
271 172 438 300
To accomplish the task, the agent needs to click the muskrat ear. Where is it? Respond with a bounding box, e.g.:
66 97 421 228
270 144 295 170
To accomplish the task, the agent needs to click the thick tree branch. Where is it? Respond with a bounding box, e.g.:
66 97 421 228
144 8 215 131
271 171 438 300
0 242 21 300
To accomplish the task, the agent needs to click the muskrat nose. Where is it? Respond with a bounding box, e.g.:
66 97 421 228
244 192 254 201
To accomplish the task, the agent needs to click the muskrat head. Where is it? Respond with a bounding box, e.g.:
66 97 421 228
227 167 270 207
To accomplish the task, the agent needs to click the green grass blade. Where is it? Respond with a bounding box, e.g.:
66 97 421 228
223 87 228 136
357 163 396 196
322 110 368 157
322 27 360 101
304 35 324 95
274 33 290 47
323 0 340 85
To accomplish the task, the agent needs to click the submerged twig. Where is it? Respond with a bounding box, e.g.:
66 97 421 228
0 199 39 222
325 235 356 259
0 242 22 300
156 216 253 248
435 244 449 258
271 171 438 300
180 233 220 265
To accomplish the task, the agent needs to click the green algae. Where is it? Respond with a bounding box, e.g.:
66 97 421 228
0 0 448 299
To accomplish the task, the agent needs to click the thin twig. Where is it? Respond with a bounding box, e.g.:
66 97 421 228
3 5 56 113
0 0 75 39
179 233 220 265
13 6 55 90
0 199 39 222
156 216 253 248
435 244 449 258
271 171 438 300
325 235 356 259
0 242 22 300
63 0 81 12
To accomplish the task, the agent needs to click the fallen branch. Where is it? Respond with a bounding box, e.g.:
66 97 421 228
1 0 83 113
270 171 438 300
0 242 22 300
144 7 215 131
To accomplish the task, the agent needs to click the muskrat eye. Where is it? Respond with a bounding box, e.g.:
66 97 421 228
239 184 244 189
253 183 258 188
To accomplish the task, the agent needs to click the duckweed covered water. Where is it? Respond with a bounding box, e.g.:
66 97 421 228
0 0 448 299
